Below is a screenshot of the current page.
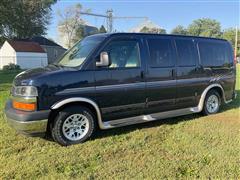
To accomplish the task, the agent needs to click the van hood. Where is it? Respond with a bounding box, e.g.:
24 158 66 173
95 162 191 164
13 65 75 86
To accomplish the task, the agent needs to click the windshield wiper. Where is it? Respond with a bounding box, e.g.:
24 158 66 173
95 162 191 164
50 63 64 68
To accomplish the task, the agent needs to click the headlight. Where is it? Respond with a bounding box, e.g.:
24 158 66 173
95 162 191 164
12 86 38 97
11 86 38 111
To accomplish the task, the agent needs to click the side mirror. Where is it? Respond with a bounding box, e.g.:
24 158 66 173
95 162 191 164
96 52 110 67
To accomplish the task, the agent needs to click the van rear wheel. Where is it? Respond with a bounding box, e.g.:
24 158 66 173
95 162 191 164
51 106 96 146
203 90 221 115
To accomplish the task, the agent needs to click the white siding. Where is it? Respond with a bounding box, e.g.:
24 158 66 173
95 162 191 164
0 41 48 69
16 52 48 69
0 41 16 69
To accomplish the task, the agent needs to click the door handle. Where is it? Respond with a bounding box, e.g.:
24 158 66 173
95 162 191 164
140 71 145 79
171 69 175 77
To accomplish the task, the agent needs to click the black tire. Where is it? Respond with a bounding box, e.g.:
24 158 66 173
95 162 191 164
202 90 221 115
51 106 96 146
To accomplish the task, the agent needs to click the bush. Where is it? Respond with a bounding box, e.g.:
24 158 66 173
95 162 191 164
2 63 21 71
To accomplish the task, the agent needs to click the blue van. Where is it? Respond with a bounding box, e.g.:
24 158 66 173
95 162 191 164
5 33 237 146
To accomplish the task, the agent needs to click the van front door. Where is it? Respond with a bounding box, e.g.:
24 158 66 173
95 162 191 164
94 36 146 121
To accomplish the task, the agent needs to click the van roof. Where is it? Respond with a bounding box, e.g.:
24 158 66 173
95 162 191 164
93 32 228 42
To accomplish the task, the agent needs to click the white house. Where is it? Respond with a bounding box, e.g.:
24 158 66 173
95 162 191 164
0 40 48 69
129 19 161 32
20 36 66 64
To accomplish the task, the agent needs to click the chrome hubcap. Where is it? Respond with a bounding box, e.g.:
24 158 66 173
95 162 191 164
206 94 219 113
62 114 89 141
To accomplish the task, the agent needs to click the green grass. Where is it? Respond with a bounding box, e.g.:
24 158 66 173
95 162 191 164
0 67 239 179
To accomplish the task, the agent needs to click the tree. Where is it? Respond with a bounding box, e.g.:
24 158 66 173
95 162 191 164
140 26 166 34
0 0 56 39
171 25 188 35
72 25 100 44
187 18 221 38
72 26 85 44
222 28 240 45
223 28 240 56
99 25 107 33
0 36 6 46
58 3 87 48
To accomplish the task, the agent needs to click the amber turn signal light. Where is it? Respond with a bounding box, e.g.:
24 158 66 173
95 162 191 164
12 101 36 111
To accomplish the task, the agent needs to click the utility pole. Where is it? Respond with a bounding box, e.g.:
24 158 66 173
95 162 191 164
234 26 238 61
106 9 113 32
80 9 148 33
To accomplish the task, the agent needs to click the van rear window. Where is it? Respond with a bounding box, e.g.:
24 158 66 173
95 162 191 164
175 39 197 66
198 41 230 67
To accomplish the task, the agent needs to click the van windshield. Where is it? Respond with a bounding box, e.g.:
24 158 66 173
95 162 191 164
57 36 105 67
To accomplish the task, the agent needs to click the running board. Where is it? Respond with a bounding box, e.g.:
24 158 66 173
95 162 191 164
102 107 196 129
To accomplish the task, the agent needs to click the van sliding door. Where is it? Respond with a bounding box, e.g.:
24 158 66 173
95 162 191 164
145 36 177 114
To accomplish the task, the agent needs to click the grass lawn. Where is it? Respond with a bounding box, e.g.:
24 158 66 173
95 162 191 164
0 66 239 179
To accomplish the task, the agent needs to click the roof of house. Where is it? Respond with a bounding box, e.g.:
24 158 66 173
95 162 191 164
13 36 65 49
30 36 63 47
7 40 46 53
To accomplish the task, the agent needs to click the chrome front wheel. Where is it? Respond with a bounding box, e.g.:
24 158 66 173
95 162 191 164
51 106 96 146
62 114 90 141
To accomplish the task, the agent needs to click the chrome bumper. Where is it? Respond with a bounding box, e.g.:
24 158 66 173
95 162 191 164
6 118 48 136
4 100 50 136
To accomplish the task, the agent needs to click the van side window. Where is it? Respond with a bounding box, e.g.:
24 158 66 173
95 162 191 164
147 38 174 67
105 40 140 68
175 39 197 66
198 41 230 67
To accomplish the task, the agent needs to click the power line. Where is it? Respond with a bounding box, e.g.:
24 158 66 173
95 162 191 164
80 9 148 32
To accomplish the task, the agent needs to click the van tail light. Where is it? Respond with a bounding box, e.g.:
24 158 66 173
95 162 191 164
12 100 36 111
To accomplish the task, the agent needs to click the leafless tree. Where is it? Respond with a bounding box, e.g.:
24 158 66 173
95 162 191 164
58 3 88 48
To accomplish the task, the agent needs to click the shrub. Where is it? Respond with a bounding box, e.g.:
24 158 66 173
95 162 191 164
2 63 21 71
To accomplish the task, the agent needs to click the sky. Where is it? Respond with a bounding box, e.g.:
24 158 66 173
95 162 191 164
47 0 240 43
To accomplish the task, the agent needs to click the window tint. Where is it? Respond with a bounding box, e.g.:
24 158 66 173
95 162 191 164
198 41 230 67
147 38 174 67
105 40 140 68
175 39 197 66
